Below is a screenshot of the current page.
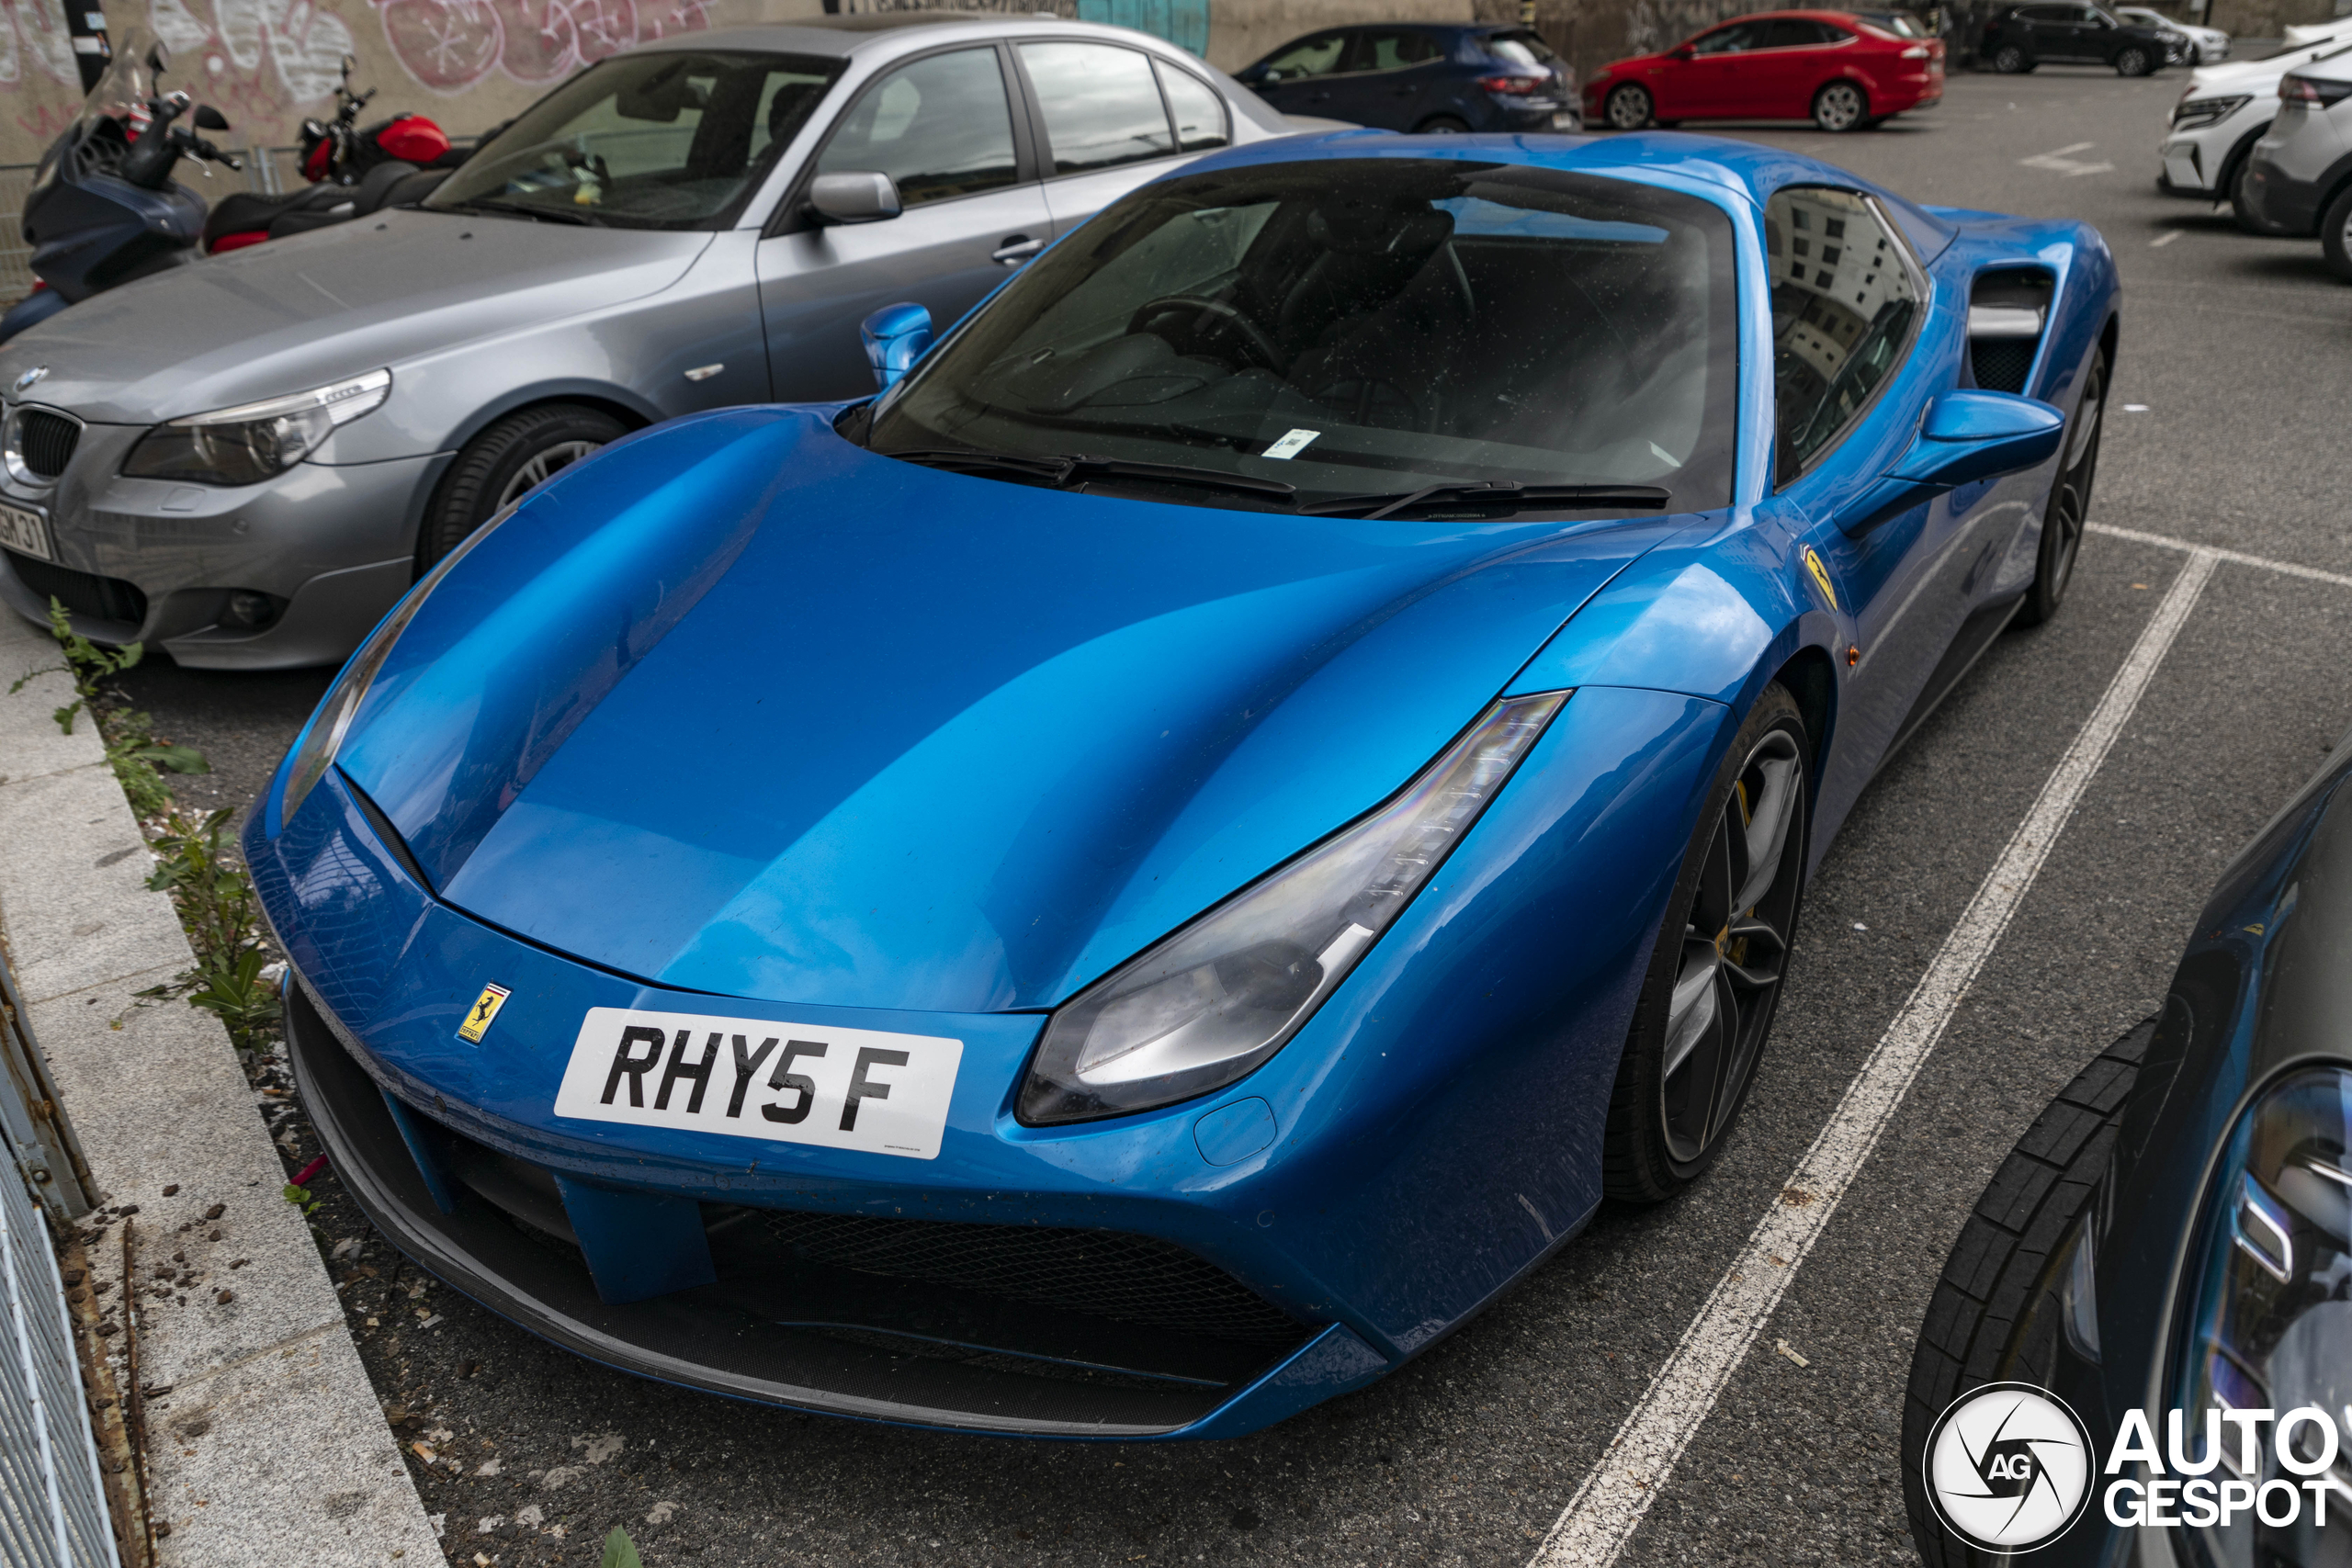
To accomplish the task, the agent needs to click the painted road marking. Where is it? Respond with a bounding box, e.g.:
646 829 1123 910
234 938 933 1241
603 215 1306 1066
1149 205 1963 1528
2151 231 2182 248
2019 141 2116 176
1529 548 2222 1568
2089 521 2352 592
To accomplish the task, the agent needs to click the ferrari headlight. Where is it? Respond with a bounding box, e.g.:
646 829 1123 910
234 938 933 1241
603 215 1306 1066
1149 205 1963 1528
277 502 496 829
124 369 390 486
2167 1066 2352 1536
1017 690 1569 1126
2171 93 2250 129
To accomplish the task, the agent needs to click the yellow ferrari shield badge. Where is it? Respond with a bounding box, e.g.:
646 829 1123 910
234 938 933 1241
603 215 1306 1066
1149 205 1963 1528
1803 546 1838 613
457 984 512 1043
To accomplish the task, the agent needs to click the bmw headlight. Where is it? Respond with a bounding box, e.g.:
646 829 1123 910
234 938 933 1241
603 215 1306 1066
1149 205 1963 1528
2171 93 2251 129
2167 1066 2352 1551
1017 690 1568 1126
276 503 495 829
123 368 391 486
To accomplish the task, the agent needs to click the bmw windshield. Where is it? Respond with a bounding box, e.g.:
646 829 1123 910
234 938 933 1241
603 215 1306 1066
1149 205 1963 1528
859 158 1739 517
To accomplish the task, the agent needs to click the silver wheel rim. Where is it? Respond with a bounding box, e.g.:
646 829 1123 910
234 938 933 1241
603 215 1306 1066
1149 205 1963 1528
1660 728 1804 1166
496 439 603 513
1607 87 1649 130
2120 49 2145 73
1817 84 1863 130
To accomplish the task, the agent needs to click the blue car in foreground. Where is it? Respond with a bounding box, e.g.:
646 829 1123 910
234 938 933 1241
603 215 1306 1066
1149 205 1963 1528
248 130 2119 1438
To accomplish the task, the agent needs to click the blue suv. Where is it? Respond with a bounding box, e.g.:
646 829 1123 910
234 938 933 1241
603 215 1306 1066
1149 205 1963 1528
1236 23 1577 133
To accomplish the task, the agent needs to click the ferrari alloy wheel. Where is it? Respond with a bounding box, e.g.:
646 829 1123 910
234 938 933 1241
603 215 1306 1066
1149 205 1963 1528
2018 346 2106 626
1991 44 2028 73
1604 83 1654 130
417 402 628 570
2320 184 2352 282
1604 684 1811 1201
1812 80 1869 132
2114 44 2152 75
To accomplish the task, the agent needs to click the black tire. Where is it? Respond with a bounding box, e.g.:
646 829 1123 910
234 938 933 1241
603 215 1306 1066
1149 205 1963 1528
2114 43 2153 75
1602 684 1811 1201
1811 79 1870 131
2016 344 2106 626
2226 150 2260 231
2322 183 2352 282
416 403 628 570
1990 43 2028 73
1901 1017 2155 1568
1603 83 1655 130
1415 114 1471 134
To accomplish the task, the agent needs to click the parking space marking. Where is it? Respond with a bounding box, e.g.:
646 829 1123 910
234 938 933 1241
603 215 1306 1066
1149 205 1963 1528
2018 141 2116 176
2090 521 2352 592
1529 547 2221 1568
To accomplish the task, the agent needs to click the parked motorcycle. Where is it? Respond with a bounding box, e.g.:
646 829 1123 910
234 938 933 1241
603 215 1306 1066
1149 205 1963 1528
0 31 242 346
202 56 460 254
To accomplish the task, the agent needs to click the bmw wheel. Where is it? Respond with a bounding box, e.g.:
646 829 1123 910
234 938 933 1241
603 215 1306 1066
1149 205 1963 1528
1603 684 1810 1201
2114 43 2153 75
2017 346 2107 626
1604 83 1654 130
2320 183 2352 282
417 403 628 570
1991 43 2029 72
1812 80 1869 131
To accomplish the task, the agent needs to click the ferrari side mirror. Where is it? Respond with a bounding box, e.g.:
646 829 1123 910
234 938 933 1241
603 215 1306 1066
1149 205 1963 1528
861 302 933 393
1841 389 2065 536
808 171 902 226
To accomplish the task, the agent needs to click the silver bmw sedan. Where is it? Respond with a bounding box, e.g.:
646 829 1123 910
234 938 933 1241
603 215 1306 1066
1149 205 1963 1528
0 15 1298 668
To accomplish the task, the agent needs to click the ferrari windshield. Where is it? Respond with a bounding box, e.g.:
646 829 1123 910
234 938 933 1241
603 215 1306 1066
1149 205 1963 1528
426 50 842 230
865 158 1738 514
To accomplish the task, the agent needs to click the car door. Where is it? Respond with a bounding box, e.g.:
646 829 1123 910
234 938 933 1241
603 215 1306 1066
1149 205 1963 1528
1324 28 1448 129
1015 40 1211 240
2040 5 2095 58
1758 185 1975 805
755 44 1054 403
1752 18 1839 118
1245 30 1350 118
1660 20 1765 119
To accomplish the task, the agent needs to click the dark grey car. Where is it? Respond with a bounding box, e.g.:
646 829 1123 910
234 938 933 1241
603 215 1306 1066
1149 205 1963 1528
0 15 1294 668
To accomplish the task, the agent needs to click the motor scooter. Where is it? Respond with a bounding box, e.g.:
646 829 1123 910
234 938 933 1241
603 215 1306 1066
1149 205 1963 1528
0 30 242 346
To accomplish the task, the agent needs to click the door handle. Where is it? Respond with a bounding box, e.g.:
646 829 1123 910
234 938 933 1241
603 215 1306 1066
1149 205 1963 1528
992 235 1044 265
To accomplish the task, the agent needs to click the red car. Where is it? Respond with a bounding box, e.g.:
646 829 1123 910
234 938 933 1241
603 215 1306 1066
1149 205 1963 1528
1583 10 1945 133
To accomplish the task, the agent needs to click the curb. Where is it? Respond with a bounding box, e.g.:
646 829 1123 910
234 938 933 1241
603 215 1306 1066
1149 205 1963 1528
0 610 441 1567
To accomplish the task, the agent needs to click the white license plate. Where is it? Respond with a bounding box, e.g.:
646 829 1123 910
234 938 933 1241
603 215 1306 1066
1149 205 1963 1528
552 1007 964 1160
0 501 51 561
1552 110 1579 130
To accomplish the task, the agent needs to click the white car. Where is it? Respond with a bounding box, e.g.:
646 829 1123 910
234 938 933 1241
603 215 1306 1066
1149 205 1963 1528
2243 45 2352 278
2115 6 2228 62
2156 28 2352 221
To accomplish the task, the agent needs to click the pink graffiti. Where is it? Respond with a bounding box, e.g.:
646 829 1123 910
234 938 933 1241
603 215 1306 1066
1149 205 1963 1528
375 0 707 94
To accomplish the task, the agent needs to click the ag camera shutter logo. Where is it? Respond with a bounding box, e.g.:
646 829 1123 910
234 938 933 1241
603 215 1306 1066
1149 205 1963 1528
1924 1382 2096 1553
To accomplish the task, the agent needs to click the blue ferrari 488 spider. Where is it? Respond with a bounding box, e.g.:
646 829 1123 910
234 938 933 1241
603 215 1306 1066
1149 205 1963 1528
247 130 2119 1438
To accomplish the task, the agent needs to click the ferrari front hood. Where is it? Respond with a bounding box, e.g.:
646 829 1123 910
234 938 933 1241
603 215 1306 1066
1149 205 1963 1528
334 408 1681 1013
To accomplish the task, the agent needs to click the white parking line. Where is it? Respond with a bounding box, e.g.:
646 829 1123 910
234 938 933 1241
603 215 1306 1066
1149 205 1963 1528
1529 547 2221 1568
2089 521 2352 592
2018 141 2116 176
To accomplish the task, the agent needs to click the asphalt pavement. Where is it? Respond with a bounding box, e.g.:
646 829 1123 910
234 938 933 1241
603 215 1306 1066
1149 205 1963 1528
83 62 2352 1567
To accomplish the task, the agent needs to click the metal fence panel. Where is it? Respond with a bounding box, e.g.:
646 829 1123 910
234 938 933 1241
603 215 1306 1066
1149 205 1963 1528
0 1138 119 1568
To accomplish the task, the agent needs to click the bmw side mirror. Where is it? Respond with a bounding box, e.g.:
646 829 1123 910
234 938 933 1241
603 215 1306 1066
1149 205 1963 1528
808 171 902 226
861 302 933 393
1841 389 2065 536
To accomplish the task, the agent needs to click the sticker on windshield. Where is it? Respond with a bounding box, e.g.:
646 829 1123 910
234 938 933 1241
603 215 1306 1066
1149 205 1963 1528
1262 428 1321 460
552 1007 964 1160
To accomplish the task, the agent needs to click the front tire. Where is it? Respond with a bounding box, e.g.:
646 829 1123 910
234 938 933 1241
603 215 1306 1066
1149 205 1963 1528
2017 345 2106 626
1812 79 1869 131
2321 183 2352 281
1990 43 2029 73
2114 43 2153 75
1900 1018 2154 1568
1602 684 1811 1201
416 403 627 570
1603 83 1654 130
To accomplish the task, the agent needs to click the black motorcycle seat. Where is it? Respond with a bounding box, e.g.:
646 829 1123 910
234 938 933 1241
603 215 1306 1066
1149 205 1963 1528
268 159 422 238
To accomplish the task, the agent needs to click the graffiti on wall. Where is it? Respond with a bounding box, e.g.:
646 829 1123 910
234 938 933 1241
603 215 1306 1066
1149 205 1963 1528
1623 0 1771 54
376 0 713 94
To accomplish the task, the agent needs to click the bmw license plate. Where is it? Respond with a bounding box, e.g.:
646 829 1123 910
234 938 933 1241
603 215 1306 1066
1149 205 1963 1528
553 1006 964 1160
0 501 51 561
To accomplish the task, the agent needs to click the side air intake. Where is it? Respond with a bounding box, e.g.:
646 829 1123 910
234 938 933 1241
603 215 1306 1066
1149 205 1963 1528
1966 269 2053 395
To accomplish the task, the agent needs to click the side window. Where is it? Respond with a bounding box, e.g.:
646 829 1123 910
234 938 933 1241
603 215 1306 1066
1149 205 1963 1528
1763 186 1922 485
1156 61 1229 152
1762 19 1827 47
1690 21 1764 54
815 49 1019 208
1020 42 1176 175
1260 32 1347 80
1357 30 1443 70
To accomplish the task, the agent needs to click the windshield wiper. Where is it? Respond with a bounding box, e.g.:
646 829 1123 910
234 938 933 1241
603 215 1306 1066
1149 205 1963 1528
884 447 1297 501
444 197 604 227
1299 480 1673 520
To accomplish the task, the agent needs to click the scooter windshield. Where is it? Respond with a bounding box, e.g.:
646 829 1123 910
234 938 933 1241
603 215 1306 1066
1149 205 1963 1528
74 28 163 138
